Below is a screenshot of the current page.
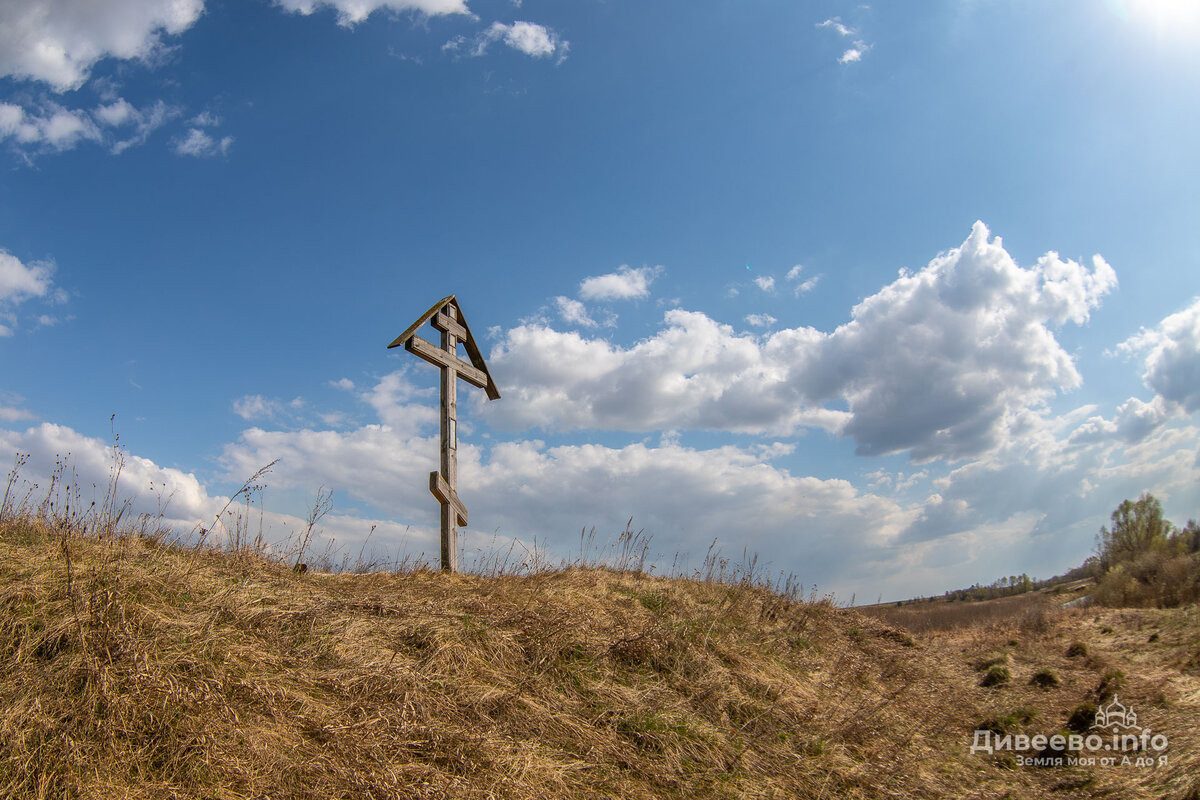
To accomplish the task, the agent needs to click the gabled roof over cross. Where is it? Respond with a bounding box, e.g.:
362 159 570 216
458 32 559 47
387 294 500 400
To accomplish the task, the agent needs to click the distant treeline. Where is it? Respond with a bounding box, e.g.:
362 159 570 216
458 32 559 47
899 573 1045 606
941 573 1037 603
900 493 1200 608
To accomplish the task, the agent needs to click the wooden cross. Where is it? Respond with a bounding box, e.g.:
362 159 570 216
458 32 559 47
388 296 500 572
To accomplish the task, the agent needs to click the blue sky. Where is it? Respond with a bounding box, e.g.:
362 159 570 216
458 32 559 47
2 0 1199 600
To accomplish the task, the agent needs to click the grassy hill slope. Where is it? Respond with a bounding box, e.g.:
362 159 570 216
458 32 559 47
2 515 1198 799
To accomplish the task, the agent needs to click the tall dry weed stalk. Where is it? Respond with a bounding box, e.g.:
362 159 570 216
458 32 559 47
192 459 278 551
293 486 332 570
0 451 29 523
98 415 129 537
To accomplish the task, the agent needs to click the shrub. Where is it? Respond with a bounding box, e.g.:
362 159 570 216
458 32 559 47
1097 669 1125 701
1030 668 1060 689
1067 703 1098 733
1019 605 1054 636
975 651 1008 672
980 664 1010 688
978 706 1038 735
1171 519 1199 554
1094 554 1200 607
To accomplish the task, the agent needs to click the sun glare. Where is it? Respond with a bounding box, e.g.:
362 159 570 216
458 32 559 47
1117 0 1200 39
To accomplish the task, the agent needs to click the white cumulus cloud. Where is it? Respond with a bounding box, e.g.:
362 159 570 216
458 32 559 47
816 15 870 65
900 410 1200 567
554 296 599 328
0 405 36 423
805 221 1115 460
0 250 55 304
786 265 820 296
817 17 855 37
275 0 469 27
0 0 205 91
0 101 101 152
0 422 217 527
1118 297 1200 414
578 265 661 302
95 97 175 153
485 222 1117 463
484 310 845 435
486 20 565 58
448 20 568 61
94 98 136 126
0 249 65 336
1068 396 1170 446
839 42 869 64
174 127 233 157
1 97 174 156
233 394 281 420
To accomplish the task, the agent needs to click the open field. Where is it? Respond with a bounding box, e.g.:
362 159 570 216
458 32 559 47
1 513 1198 799
857 580 1094 633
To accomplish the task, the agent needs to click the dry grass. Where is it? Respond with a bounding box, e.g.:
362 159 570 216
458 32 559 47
1 507 1198 799
859 585 1088 634
866 587 1200 799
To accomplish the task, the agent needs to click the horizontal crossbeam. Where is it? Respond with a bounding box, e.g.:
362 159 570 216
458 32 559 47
432 312 468 340
429 471 468 526
405 335 489 390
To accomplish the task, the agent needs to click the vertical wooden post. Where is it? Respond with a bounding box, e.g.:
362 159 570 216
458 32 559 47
438 305 459 572
388 295 499 573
